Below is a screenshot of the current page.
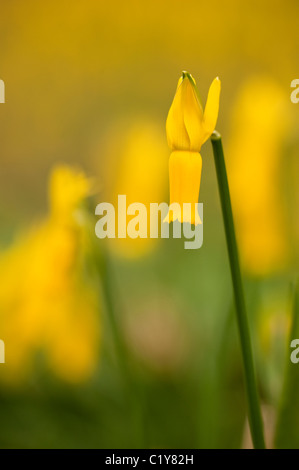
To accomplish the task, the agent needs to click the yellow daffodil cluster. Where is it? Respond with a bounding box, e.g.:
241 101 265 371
164 72 221 225
0 165 100 384
227 77 291 276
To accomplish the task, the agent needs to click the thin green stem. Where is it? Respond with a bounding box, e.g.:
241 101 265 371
100 252 130 378
100 250 145 448
211 131 266 449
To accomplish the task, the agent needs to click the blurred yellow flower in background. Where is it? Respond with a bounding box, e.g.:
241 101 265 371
0 165 100 384
256 291 292 404
227 77 292 277
164 72 220 225
95 119 168 258
50 166 93 220
258 301 291 359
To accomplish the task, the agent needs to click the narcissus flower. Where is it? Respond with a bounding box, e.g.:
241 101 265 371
164 71 220 225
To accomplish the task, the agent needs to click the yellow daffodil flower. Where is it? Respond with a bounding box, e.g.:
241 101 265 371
0 165 101 384
227 77 291 276
164 72 221 225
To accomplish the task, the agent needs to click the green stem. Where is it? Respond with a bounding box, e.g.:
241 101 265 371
101 253 129 375
100 250 145 448
211 131 266 449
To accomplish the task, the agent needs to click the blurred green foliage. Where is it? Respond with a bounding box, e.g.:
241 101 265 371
275 282 299 448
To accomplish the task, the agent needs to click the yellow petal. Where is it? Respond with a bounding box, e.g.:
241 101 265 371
166 77 190 150
181 77 205 151
202 77 221 144
166 72 204 151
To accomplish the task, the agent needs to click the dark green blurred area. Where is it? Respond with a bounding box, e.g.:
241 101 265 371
0 0 298 449
0 221 292 448
0 238 246 449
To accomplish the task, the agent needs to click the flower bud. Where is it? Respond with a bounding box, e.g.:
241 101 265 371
166 72 220 152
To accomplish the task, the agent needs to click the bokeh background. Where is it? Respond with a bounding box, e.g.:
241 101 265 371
0 0 298 448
